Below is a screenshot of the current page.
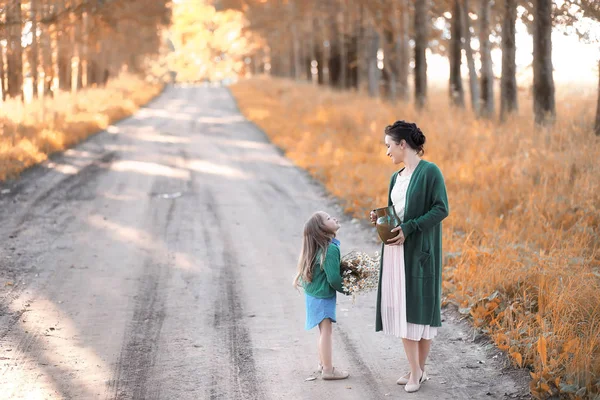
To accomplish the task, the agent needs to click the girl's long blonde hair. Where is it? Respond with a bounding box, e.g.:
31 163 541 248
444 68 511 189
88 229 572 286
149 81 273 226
293 212 334 289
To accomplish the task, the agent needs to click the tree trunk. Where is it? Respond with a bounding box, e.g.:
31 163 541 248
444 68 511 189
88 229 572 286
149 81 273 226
338 9 347 89
450 0 465 107
87 43 98 87
252 53 260 75
533 0 556 125
308 13 316 83
315 22 324 85
396 0 410 101
0 33 6 101
285 2 298 80
280 28 292 78
99 40 110 87
381 27 397 102
347 34 359 89
346 3 359 90
375 8 398 101
366 20 380 98
269 33 280 77
57 1 72 92
41 1 54 97
384 4 401 103
84 12 94 87
414 0 429 108
297 26 306 81
386 34 397 103
321 17 330 86
76 14 85 90
461 0 479 114
595 59 600 136
285 33 294 78
30 0 39 98
6 0 24 99
357 3 368 92
500 0 518 121
89 40 103 86
479 0 494 118
328 15 341 87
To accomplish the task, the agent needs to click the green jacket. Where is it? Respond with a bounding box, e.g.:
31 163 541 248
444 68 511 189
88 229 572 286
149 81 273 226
375 160 449 329
302 243 345 298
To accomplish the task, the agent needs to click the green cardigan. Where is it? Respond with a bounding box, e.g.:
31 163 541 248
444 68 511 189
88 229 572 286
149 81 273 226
302 243 345 298
375 160 449 330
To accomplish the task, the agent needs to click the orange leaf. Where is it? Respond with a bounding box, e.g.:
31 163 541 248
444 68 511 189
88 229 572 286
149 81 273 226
537 336 547 367
530 371 538 381
510 352 523 368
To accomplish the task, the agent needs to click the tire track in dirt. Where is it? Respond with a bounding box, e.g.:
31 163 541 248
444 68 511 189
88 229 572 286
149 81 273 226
335 327 384 396
107 177 180 400
191 173 264 400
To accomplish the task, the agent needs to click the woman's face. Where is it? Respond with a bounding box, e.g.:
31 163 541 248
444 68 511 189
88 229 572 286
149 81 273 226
385 135 405 165
319 212 341 234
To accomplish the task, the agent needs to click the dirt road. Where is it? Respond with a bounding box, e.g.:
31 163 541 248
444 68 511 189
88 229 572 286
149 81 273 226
0 86 529 399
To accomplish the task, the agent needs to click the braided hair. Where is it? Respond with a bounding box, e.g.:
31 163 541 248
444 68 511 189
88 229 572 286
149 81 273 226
384 120 426 156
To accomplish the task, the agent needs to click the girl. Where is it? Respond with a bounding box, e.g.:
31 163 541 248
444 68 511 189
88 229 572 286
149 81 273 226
293 211 349 380
371 121 449 393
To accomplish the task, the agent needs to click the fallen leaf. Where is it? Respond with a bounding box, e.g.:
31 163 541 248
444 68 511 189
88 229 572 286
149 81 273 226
304 377 317 381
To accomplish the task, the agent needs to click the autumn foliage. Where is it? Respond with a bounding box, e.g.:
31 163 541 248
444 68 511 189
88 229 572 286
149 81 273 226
0 74 162 181
231 76 600 399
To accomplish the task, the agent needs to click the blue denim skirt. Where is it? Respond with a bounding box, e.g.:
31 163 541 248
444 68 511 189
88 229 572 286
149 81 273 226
305 292 337 330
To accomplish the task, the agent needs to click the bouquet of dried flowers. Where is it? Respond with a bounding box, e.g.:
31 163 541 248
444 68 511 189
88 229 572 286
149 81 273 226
340 251 380 301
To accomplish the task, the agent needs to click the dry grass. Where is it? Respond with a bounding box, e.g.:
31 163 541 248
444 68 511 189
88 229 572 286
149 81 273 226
0 73 163 181
231 76 600 399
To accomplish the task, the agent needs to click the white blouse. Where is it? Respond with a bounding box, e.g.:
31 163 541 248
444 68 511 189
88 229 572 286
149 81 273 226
390 173 412 222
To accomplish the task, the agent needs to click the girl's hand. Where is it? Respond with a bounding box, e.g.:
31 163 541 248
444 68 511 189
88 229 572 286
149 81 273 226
369 210 377 225
386 226 405 245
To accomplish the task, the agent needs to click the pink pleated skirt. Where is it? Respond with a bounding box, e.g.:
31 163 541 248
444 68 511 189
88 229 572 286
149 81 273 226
381 244 438 340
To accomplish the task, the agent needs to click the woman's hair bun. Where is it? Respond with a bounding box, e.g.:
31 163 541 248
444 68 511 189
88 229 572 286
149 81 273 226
410 124 426 147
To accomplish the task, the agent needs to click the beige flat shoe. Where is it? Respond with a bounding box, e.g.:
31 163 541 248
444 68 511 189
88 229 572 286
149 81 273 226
322 367 349 380
396 372 411 385
397 370 428 385
404 371 427 393
405 381 421 393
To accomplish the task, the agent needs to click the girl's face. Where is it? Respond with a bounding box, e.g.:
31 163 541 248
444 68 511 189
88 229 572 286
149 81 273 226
319 212 341 234
385 135 405 165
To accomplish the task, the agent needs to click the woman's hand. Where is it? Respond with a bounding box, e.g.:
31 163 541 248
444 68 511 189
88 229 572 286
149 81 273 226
369 210 377 225
386 226 405 246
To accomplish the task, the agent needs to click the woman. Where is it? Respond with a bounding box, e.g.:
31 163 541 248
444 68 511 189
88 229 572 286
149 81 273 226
370 120 449 393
